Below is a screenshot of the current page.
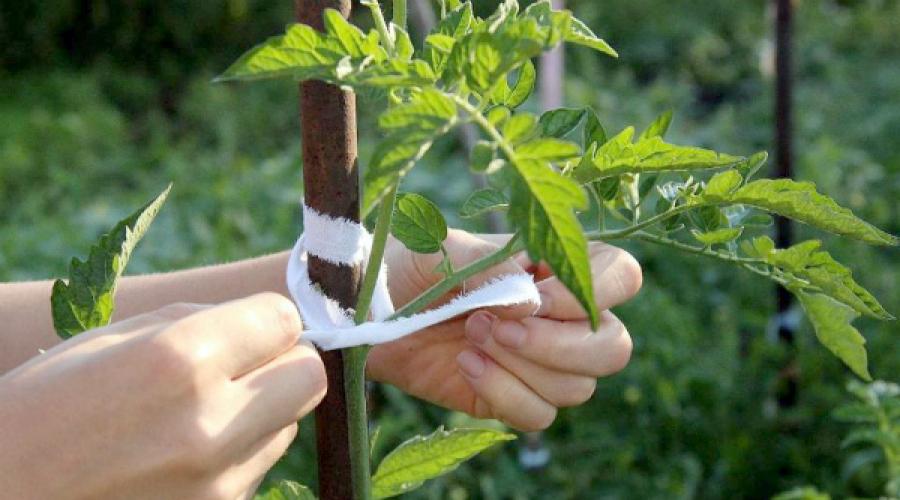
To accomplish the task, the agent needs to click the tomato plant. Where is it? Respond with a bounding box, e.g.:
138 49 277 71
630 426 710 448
51 1 896 499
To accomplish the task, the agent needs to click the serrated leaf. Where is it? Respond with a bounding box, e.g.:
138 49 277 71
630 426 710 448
691 227 743 246
583 109 607 147
391 193 448 254
762 240 893 319
254 480 316 500
539 107 586 138
508 158 598 327
796 291 871 381
364 90 458 213
565 16 618 57
52 185 171 338
516 138 580 161
574 126 742 181
372 427 515 499
460 189 509 218
638 110 673 140
707 178 898 246
506 60 536 108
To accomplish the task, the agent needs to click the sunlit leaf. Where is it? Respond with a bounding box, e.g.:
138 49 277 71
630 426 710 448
691 227 743 246
52 185 171 338
372 427 515 499
796 291 871 381
638 110 673 140
254 480 316 500
506 60 536 108
391 193 448 254
516 138 580 161
709 178 898 246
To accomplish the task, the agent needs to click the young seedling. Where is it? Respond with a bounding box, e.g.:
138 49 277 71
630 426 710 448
53 1 896 498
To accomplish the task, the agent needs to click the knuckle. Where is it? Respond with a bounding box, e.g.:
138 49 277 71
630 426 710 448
155 302 205 321
255 292 303 340
141 332 202 381
171 429 221 475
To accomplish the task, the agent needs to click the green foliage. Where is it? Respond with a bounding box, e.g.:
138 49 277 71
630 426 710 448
771 486 832 500
796 292 870 381
371 427 515 499
390 193 448 254
706 178 898 246
574 125 743 181
51 185 170 338
255 480 317 500
459 189 509 218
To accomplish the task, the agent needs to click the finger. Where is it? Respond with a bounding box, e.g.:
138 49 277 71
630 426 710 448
405 230 535 319
162 293 303 378
464 310 633 378
217 423 298 499
225 342 326 453
456 349 557 432
536 242 642 320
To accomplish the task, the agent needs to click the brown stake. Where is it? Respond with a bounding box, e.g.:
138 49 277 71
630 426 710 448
295 1 360 498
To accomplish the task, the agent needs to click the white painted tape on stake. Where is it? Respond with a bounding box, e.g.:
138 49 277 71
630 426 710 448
286 204 541 351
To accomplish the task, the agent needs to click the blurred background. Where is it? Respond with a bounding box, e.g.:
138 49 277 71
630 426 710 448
1 0 898 498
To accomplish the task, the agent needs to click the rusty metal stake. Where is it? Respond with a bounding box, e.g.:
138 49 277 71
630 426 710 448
295 1 361 498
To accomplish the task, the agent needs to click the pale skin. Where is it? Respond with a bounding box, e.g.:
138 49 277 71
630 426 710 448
0 230 641 499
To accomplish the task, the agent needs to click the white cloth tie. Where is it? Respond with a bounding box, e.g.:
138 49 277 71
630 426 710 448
285 204 541 350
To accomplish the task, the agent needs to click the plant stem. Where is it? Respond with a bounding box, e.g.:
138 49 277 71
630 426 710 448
392 0 407 28
365 1 396 54
340 185 398 500
391 234 524 318
585 204 692 240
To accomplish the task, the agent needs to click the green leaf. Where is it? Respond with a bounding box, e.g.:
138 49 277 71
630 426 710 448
707 178 898 246
508 158 599 327
704 170 743 198
690 227 743 246
52 185 171 339
391 193 448 254
470 140 496 172
638 110 673 140
832 403 879 423
755 239 893 320
501 113 539 144
583 109 607 147
539 107 586 138
574 127 742 181
460 189 509 218
771 487 831 500
564 16 618 57
505 60 536 108
736 151 768 184
841 428 896 449
364 89 458 213
516 138 580 161
254 480 316 500
372 427 515 499
796 291 871 381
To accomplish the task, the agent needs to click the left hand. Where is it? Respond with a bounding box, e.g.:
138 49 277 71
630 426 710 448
367 229 642 431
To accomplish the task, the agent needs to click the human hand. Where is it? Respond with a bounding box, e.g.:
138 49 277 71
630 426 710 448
0 293 325 500
368 230 641 432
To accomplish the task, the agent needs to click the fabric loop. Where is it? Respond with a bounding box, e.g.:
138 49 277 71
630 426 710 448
286 204 540 351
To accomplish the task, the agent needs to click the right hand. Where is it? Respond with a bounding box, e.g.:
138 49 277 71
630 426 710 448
0 293 326 500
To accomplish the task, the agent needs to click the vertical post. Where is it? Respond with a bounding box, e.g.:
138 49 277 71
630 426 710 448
773 0 798 406
295 1 360 498
539 0 566 110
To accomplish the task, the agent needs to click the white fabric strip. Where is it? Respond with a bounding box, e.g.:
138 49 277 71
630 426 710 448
286 204 540 351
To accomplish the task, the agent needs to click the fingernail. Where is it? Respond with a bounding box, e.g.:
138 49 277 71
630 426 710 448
465 311 495 345
493 321 527 349
457 350 486 378
536 291 553 316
